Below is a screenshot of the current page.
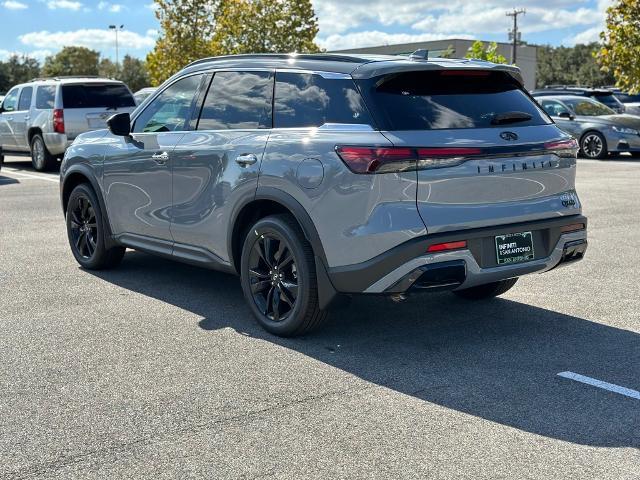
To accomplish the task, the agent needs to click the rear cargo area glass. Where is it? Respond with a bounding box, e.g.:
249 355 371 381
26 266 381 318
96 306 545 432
358 71 550 130
62 84 135 109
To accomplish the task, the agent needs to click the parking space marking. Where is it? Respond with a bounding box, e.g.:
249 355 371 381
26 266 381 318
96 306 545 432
2 168 59 183
558 371 640 400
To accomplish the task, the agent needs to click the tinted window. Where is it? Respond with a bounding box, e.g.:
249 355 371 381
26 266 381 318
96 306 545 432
358 70 550 130
563 97 615 116
540 100 570 117
591 93 620 109
198 71 272 130
18 86 32 110
133 74 202 133
2 88 19 112
36 86 56 109
62 83 135 109
274 72 372 128
616 93 640 103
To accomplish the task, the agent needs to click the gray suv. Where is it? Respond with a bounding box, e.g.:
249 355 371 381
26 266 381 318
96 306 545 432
60 54 587 336
0 77 135 171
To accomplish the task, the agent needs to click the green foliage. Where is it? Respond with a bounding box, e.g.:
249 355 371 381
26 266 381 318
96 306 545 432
0 55 40 93
147 0 321 85
146 0 219 86
465 41 508 64
537 43 614 88
99 55 150 91
211 0 320 55
98 58 119 79
597 0 640 93
42 46 100 77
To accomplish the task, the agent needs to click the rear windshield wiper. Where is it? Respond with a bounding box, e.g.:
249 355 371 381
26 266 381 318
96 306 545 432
491 111 533 125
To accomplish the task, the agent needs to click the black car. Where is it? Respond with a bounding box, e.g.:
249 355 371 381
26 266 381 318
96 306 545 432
532 87 625 113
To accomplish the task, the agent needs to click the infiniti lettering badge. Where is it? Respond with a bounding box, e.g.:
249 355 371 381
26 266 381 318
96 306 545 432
500 131 518 141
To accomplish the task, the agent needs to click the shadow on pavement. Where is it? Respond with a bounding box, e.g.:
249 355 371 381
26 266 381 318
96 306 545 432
0 175 20 185
89 251 640 448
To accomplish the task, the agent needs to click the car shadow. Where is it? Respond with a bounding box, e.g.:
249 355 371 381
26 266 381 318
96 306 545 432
88 251 640 448
0 175 19 186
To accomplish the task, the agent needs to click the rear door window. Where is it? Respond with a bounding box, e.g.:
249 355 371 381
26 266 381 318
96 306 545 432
36 86 56 109
62 83 135 109
197 71 273 130
274 72 372 128
358 70 550 130
18 87 33 111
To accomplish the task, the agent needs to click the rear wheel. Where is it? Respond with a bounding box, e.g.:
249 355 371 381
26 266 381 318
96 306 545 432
30 134 57 171
240 214 327 336
453 278 518 300
66 183 125 270
580 131 608 160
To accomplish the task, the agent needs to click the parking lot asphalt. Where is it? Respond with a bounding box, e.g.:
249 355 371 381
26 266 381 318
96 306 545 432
1 155 639 479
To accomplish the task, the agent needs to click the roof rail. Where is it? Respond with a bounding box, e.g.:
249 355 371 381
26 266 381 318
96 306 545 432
29 75 105 82
184 53 370 69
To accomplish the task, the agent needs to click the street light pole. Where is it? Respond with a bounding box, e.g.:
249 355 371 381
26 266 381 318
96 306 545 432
108 24 124 75
506 9 525 64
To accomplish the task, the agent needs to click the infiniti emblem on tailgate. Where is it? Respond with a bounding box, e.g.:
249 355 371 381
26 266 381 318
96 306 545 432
500 131 518 141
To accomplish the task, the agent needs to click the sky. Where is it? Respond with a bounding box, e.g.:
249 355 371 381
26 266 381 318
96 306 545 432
0 0 613 62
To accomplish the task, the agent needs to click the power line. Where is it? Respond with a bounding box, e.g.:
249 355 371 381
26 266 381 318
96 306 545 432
506 9 525 64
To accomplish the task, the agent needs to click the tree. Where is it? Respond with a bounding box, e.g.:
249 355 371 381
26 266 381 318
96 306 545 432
211 0 320 55
146 0 219 86
42 46 100 77
537 43 614 88
0 55 40 92
597 0 640 93
98 58 118 79
120 55 150 92
465 41 508 64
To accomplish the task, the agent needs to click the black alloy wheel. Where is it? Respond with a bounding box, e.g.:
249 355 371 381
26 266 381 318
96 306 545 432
69 195 98 259
248 231 299 322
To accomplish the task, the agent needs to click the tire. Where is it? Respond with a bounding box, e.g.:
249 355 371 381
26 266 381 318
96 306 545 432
453 278 518 300
66 183 125 270
30 133 57 171
240 214 328 337
0 149 4 172
630 152 640 158
580 131 608 160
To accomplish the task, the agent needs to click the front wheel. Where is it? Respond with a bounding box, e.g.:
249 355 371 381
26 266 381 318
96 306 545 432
240 214 327 337
580 132 608 160
453 278 518 300
66 183 125 270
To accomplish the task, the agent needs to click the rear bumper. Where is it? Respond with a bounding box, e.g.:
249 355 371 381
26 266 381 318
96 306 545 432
327 215 587 294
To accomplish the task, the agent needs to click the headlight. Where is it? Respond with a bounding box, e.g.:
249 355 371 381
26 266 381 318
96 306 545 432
612 125 639 135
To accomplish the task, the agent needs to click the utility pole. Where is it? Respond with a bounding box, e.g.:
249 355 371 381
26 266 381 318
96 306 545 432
108 24 124 75
506 9 525 64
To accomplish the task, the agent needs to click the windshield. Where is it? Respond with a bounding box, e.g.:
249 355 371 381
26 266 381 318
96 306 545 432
62 83 135 109
357 70 550 130
563 97 615 116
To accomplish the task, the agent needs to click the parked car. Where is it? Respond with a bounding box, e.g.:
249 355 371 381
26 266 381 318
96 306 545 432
532 86 625 113
611 91 640 116
0 77 136 171
536 95 640 159
60 53 587 336
133 87 157 105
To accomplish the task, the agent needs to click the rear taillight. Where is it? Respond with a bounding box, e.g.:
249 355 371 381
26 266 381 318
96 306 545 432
545 138 578 158
427 240 468 253
53 109 65 134
335 146 482 174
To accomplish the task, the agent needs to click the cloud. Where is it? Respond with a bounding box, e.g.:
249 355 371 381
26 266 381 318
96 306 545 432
0 49 53 61
19 29 156 50
3 0 28 9
98 1 123 12
319 31 473 51
46 0 82 10
563 0 613 45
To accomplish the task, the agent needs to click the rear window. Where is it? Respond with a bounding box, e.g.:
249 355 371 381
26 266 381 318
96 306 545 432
358 70 550 130
61 83 135 109
274 72 373 128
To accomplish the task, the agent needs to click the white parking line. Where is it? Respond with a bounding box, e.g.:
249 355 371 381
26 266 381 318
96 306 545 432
558 371 640 400
2 168 59 183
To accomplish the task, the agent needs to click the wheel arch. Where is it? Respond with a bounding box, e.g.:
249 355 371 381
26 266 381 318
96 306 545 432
27 127 42 145
228 187 338 309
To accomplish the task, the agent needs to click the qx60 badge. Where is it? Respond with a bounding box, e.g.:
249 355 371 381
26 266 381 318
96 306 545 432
500 131 519 141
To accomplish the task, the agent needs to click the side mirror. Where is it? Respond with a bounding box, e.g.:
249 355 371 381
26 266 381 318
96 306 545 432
107 112 131 136
558 112 574 120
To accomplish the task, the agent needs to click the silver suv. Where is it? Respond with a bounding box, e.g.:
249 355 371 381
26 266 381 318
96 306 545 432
60 54 587 336
0 77 135 171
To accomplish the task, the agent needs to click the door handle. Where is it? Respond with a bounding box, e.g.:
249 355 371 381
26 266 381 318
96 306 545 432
235 153 258 167
24 116 30 121
152 151 169 164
